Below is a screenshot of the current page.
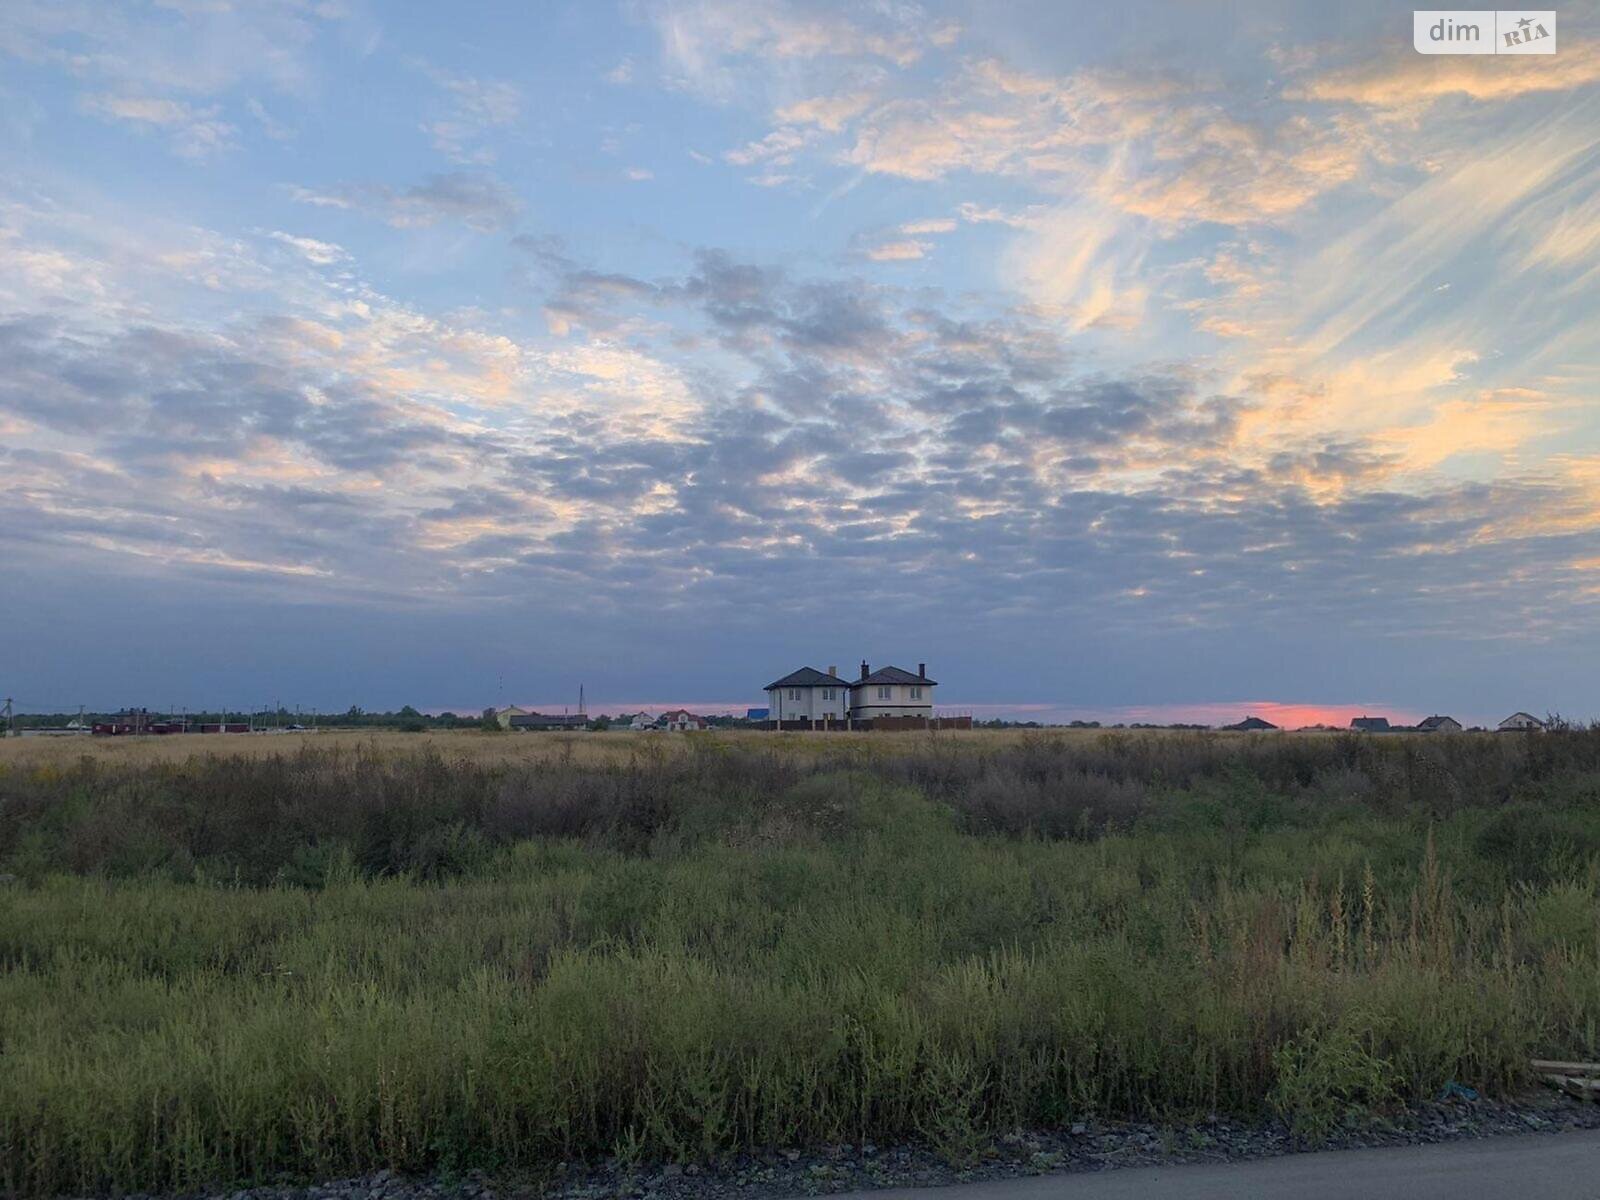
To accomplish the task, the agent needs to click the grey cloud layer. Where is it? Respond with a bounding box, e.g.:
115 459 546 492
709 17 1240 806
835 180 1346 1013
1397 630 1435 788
3 240 1593 649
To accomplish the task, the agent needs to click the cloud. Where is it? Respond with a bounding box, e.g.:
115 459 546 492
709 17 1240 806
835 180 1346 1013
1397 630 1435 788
774 91 875 131
1292 41 1600 110
1523 190 1600 268
648 0 957 101
724 126 815 166
414 63 522 163
266 231 349 265
0 0 342 99
81 93 237 158
853 216 959 264
245 97 293 141
838 59 1376 229
291 173 524 232
3 202 1598 683
864 239 928 261
955 202 1032 228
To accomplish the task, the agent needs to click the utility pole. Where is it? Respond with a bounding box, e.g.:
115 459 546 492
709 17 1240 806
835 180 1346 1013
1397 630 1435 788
2 697 13 738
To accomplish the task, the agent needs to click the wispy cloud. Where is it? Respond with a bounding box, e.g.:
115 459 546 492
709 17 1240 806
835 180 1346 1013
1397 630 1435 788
265 231 349 265
1291 41 1600 110
650 0 957 100
81 93 237 159
290 173 524 232
863 239 928 261
414 63 522 164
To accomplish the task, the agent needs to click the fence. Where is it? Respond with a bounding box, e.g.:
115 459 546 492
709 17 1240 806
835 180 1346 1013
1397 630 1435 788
759 714 974 733
861 714 973 732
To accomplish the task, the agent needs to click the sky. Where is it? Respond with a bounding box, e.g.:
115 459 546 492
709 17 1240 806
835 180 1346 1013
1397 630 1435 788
2 0 1598 726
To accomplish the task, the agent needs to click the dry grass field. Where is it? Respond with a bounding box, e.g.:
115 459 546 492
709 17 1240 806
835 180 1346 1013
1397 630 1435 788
0 726 1101 767
2 726 1598 1195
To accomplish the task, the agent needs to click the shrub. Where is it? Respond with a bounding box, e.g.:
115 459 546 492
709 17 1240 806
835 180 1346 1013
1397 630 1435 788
1269 1025 1399 1141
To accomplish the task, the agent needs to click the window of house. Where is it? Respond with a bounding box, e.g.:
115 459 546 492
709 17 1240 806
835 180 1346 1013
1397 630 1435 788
877 686 890 700
823 688 834 700
789 689 799 701
910 687 922 699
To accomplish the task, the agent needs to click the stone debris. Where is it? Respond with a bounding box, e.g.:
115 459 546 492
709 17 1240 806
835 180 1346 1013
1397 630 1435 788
134 1092 1600 1200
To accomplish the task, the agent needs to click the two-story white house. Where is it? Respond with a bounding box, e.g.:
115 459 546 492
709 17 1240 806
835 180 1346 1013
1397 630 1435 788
848 662 935 720
764 667 851 723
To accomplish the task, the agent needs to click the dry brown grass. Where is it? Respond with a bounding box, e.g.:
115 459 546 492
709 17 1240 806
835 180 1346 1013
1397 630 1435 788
0 726 1107 769
1 728 638 768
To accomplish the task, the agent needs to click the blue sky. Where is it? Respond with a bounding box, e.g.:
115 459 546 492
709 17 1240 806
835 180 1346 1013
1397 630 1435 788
2 0 1598 724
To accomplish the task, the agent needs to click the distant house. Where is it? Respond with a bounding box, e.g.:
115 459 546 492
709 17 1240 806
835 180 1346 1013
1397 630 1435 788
486 705 531 730
508 712 588 731
1350 716 1391 732
1416 715 1463 733
623 712 655 731
658 709 707 731
1498 712 1545 732
765 667 850 724
1223 715 1278 731
849 662 935 720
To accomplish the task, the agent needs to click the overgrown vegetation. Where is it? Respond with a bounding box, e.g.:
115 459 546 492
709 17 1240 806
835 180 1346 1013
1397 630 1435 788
1 729 1598 1195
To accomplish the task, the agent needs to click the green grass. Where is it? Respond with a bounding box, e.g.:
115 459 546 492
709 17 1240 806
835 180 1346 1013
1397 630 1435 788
1 732 1599 1194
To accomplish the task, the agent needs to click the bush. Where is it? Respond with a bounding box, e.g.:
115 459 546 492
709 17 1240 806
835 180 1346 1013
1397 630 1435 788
1269 1025 1399 1141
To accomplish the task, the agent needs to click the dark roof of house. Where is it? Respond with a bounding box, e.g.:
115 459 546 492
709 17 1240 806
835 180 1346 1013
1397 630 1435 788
855 665 937 687
508 712 587 727
1417 715 1459 730
1351 716 1390 730
1224 716 1278 731
766 667 851 690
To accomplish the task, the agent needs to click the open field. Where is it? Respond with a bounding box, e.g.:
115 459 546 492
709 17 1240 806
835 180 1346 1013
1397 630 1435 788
2 728 1599 1196
0 727 1116 769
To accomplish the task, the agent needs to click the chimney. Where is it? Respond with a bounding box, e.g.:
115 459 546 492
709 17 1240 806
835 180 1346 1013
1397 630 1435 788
828 665 838 679
860 660 870 680
918 663 926 679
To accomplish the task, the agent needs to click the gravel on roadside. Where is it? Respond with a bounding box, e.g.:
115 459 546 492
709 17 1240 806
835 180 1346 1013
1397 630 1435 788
123 1091 1600 1200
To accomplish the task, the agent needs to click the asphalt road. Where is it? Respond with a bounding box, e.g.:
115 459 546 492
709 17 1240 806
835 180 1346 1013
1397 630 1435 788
831 1129 1600 1200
